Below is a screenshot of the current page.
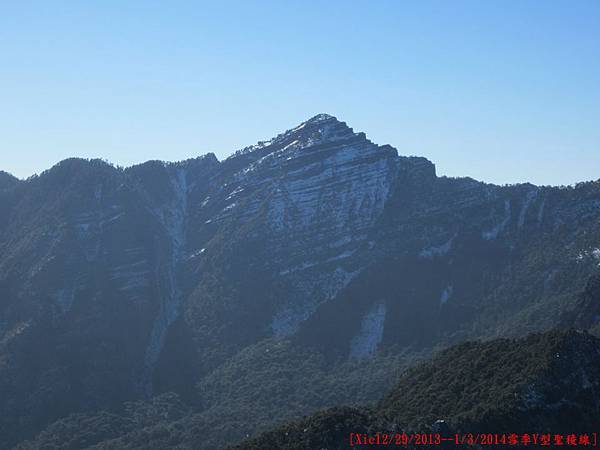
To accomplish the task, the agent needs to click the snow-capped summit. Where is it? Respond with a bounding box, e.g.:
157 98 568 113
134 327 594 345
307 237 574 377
304 113 337 123
282 114 362 150
230 113 364 160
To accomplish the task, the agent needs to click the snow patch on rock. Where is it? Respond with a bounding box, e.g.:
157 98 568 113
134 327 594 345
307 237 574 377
139 167 188 397
482 199 511 240
420 235 455 259
518 189 538 228
537 198 545 226
111 260 150 291
350 302 386 358
272 267 360 337
440 285 453 305
576 247 600 267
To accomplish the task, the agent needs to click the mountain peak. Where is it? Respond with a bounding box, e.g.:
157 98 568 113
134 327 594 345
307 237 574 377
230 113 360 159
271 114 364 155
304 113 338 124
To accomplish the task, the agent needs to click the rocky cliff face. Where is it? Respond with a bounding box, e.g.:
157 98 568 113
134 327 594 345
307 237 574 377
1 114 599 448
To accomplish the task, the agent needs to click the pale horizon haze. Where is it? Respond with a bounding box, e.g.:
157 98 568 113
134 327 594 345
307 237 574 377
1 1 599 186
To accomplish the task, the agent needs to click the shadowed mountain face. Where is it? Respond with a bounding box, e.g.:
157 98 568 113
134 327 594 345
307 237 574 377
1 115 600 448
0 171 19 191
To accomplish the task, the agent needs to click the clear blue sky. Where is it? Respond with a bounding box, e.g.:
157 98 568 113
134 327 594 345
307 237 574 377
1 1 599 185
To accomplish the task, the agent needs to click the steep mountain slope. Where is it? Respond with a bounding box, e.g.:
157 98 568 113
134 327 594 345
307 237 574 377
1 114 600 448
18 330 600 449
0 171 19 191
234 330 600 449
0 157 217 445
563 272 600 336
